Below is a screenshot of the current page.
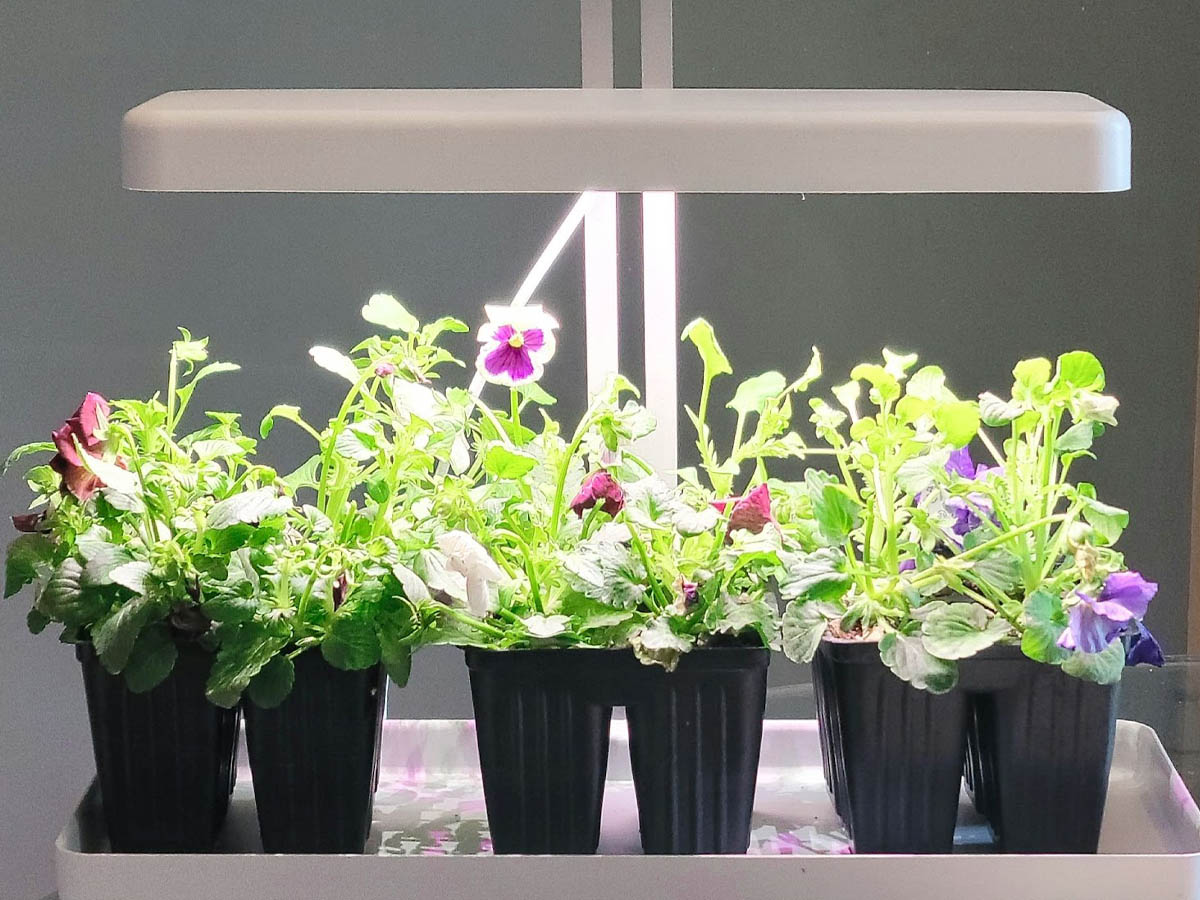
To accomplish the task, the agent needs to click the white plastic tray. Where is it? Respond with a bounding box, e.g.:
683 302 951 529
57 719 1200 900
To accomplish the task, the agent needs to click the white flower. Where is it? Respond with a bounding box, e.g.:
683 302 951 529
474 304 559 387
435 530 504 617
522 614 570 639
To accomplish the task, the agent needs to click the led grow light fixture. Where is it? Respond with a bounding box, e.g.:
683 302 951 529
120 0 1132 475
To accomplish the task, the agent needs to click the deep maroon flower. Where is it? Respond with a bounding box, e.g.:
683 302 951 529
1126 626 1164 667
333 572 350 609
713 483 777 537
570 470 625 518
11 511 46 533
1058 571 1158 654
49 393 112 501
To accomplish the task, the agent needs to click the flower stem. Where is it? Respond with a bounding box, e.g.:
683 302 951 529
510 388 522 443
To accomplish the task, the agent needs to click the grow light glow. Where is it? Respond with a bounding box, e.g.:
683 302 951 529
640 190 677 476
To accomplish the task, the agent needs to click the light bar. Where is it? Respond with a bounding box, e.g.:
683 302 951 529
122 88 1131 194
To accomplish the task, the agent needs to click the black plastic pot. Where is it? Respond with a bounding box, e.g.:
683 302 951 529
812 639 969 853
465 645 769 855
961 646 1119 853
78 641 239 853
243 651 386 853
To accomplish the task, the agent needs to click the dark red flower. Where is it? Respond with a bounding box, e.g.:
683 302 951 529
712 483 777 537
11 511 46 533
333 572 350 609
48 393 111 501
570 470 625 518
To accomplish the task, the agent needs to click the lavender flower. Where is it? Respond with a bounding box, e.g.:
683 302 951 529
1057 571 1158 654
474 305 559 387
942 446 999 537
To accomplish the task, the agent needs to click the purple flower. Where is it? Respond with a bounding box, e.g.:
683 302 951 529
1057 571 1158 654
942 446 999 537
474 305 559 387
332 572 350 609
713 484 777 537
374 361 397 377
1126 626 1164 667
49 393 118 501
570 470 625 517
899 558 916 573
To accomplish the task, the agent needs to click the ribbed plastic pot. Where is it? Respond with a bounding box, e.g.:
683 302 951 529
961 645 1119 853
625 646 769 854
77 640 240 853
243 651 386 854
465 644 769 855
465 647 616 854
813 638 968 853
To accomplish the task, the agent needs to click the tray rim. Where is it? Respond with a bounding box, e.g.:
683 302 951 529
55 719 1200 900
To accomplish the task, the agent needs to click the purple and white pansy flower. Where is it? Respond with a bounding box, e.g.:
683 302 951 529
475 304 559 387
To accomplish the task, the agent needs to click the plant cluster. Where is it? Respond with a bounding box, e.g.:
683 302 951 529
4 295 1161 700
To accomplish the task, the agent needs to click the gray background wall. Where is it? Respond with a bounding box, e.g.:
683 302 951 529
2 1 1198 895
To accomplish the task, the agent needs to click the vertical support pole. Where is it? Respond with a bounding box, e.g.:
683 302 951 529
639 0 678 476
581 0 619 399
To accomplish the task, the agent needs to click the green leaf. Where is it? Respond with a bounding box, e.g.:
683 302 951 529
322 602 382 670
5 533 53 599
966 548 1022 594
787 347 822 393
93 594 157 674
2 441 55 475
778 548 852 602
1076 485 1128 545
122 624 178 693
703 593 779 645
377 601 416 687
681 318 732 378
361 292 419 333
247 655 296 708
110 561 153 595
39 558 107 628
831 380 861 415
483 444 537 480
260 404 312 440
879 633 958 693
978 391 1026 427
26 608 50 634
1061 640 1125 684
933 400 980 448
309 346 360 384
79 453 142 496
206 620 289 708
630 618 693 672
281 454 322 492
201 589 260 624
728 372 787 416
805 470 858 545
849 364 900 402
519 382 558 407
882 348 920 378
1055 350 1105 392
420 315 470 343
906 366 950 401
207 487 292 530
174 361 240 421
82 543 134 586
563 540 646 610
920 603 1011 660
780 601 829 664
1013 357 1052 394
1057 421 1096 454
1021 588 1070 664
560 593 636 631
